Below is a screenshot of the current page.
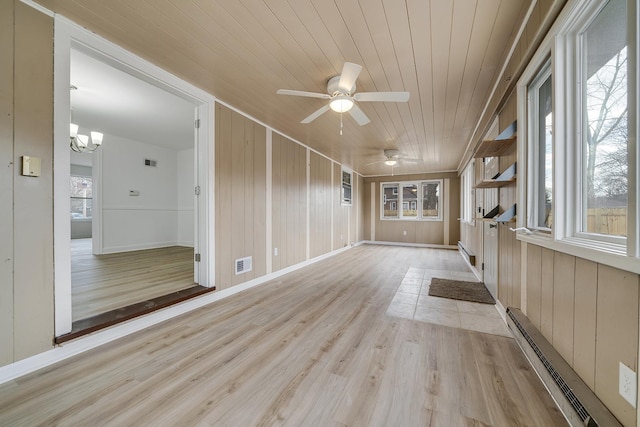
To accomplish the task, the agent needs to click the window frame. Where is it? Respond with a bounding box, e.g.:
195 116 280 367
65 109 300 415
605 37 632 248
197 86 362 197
515 0 640 273
341 168 353 206
382 183 399 219
380 179 443 221
460 160 475 225
526 59 553 233
70 174 93 221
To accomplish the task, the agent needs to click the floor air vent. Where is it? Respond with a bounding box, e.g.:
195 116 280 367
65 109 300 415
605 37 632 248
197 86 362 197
506 308 621 427
235 256 252 275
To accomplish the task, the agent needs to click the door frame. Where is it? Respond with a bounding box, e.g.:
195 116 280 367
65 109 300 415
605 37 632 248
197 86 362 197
53 16 215 337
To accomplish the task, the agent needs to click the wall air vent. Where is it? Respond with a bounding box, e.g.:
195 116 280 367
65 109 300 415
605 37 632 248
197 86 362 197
235 256 252 275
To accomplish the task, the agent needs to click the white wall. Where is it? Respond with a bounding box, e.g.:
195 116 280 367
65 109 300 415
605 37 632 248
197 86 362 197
177 148 194 246
101 135 182 253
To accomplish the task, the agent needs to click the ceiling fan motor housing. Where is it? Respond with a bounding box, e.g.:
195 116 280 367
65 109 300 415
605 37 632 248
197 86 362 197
383 149 400 159
327 75 356 96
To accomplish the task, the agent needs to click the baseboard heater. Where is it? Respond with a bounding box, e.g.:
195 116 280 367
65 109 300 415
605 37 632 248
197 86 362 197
457 241 476 266
506 308 622 427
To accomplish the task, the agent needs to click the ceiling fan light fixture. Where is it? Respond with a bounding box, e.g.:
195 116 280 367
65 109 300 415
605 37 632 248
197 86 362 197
329 95 354 113
384 159 397 166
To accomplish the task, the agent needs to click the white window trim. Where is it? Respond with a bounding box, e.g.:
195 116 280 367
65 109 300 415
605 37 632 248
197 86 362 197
516 0 640 274
460 160 476 225
341 167 353 206
526 59 553 232
70 174 93 221
380 179 443 221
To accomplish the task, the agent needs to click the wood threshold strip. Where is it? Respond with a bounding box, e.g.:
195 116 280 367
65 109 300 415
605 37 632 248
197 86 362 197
55 285 216 344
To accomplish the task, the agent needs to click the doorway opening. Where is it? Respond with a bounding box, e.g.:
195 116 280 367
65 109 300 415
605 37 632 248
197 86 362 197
53 18 215 341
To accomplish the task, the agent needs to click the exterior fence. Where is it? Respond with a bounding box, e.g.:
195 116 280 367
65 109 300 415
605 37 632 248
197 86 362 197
587 207 627 236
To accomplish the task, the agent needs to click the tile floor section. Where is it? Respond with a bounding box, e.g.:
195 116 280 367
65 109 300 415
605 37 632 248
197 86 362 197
386 266 512 337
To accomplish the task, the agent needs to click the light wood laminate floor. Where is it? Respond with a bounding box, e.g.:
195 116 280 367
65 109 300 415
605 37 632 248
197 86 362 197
1 245 566 426
71 239 195 321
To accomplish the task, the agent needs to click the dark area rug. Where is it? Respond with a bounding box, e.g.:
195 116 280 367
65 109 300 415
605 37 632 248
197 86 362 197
428 278 496 304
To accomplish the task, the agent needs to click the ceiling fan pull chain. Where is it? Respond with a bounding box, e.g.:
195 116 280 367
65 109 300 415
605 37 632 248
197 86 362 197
340 112 343 135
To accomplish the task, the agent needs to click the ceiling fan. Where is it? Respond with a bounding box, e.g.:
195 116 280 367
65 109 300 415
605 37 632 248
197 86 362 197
277 62 410 127
364 149 421 174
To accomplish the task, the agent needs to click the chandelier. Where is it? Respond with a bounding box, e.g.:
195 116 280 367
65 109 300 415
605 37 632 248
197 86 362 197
70 123 103 153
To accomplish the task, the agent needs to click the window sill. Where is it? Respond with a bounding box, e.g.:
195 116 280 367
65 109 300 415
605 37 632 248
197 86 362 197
516 232 640 275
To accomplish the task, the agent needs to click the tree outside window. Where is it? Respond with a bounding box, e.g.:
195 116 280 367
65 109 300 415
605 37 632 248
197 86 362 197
70 176 93 219
582 0 627 237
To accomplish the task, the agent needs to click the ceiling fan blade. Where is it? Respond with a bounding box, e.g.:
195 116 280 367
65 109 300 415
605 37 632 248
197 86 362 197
338 62 362 93
277 89 330 99
399 157 421 163
363 159 385 167
348 104 370 126
301 104 330 123
354 92 410 102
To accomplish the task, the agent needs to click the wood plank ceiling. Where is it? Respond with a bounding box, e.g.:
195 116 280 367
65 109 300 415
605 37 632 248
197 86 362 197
35 0 529 176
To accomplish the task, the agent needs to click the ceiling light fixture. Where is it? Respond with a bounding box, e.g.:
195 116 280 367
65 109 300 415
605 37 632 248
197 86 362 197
70 123 104 153
329 95 354 113
384 159 397 166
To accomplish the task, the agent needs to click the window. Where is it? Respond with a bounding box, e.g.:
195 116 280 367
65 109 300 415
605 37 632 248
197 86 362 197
402 184 418 217
341 169 352 205
517 0 638 271
422 181 440 218
70 175 92 219
579 0 628 239
381 180 442 220
460 160 475 224
527 60 553 230
382 184 399 218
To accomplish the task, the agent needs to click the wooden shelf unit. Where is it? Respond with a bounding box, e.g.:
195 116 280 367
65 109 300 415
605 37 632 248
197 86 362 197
473 135 517 158
475 177 516 188
474 126 517 222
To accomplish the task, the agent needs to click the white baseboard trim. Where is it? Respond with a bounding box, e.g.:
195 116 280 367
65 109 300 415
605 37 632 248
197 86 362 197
362 240 458 250
0 244 355 385
102 241 178 254
494 298 508 324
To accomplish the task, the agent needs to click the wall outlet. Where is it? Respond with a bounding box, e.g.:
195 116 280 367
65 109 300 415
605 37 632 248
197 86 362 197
273 247 278 257
403 230 407 236
619 362 637 407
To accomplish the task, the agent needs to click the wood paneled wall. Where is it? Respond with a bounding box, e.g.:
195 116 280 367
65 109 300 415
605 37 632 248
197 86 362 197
216 107 360 285
363 173 460 246
495 99 521 309
363 181 372 241
332 163 349 250
0 0 13 366
525 244 639 426
215 103 267 289
356 174 365 242
309 152 332 258
0 1 55 364
271 133 307 272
